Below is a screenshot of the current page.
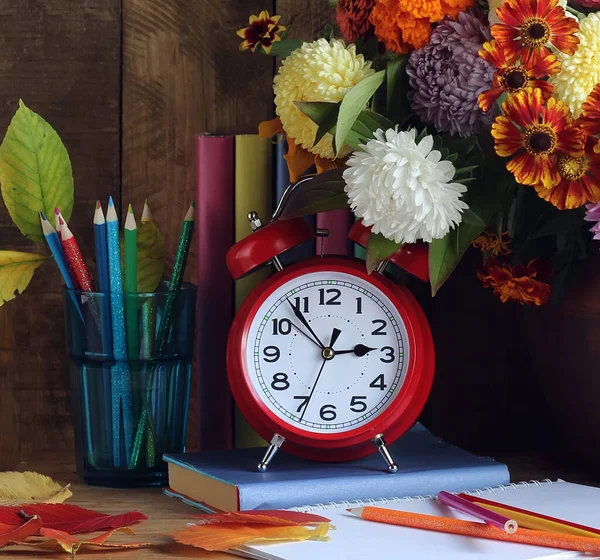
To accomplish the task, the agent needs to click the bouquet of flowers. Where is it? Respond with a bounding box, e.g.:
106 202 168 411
238 0 600 305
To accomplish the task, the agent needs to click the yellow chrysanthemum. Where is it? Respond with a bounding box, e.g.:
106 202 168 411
550 12 600 118
273 38 374 159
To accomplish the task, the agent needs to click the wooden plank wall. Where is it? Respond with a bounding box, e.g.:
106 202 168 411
0 0 334 468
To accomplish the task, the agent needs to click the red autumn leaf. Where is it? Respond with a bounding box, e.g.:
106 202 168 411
193 509 330 526
0 503 146 534
0 516 43 547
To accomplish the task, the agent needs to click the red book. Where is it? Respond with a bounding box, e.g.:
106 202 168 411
316 209 352 256
196 134 234 451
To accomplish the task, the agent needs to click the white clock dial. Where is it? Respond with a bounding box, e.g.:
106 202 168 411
245 271 410 434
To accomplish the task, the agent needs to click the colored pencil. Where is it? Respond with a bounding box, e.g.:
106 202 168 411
139 200 156 360
437 491 517 534
124 204 138 360
55 208 80 289
106 196 134 466
93 201 114 461
459 494 600 539
59 217 95 292
347 506 600 555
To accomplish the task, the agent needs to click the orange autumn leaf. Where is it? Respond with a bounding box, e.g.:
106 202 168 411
193 510 330 527
0 516 43 547
170 522 332 551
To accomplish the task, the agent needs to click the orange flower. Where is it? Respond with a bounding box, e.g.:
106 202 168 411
579 84 600 154
478 40 559 112
477 258 552 305
472 231 511 256
258 117 344 183
492 0 579 66
491 88 584 188
369 0 474 54
534 136 600 209
237 11 286 54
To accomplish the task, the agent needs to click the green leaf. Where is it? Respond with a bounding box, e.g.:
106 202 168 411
120 221 165 292
318 24 335 41
0 100 74 244
461 209 485 227
366 232 402 274
268 38 303 58
295 102 339 126
278 168 348 218
386 55 410 124
341 111 394 151
0 251 48 305
335 70 385 156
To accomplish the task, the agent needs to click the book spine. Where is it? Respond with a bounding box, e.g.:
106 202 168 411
239 462 511 511
316 209 352 256
274 140 315 264
196 135 235 451
234 134 272 449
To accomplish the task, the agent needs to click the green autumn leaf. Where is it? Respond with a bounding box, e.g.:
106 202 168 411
386 55 410 124
335 70 385 156
267 38 303 58
366 232 402 274
0 100 74 244
120 221 165 292
0 251 48 305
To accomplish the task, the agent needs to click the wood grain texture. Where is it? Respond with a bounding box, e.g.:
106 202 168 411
276 0 337 41
0 0 121 469
121 0 275 448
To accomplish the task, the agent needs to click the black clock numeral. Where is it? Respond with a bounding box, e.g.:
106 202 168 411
380 346 395 363
271 318 292 335
271 372 290 391
319 404 337 421
319 288 341 306
293 296 309 314
293 396 310 414
369 374 387 391
371 319 387 336
263 346 280 363
349 396 367 413
356 297 362 314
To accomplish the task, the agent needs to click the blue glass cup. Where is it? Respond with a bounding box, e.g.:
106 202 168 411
64 282 196 487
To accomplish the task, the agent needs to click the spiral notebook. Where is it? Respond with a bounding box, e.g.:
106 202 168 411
237 480 600 560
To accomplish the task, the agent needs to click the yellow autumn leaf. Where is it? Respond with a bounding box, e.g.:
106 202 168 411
0 251 48 306
0 472 72 506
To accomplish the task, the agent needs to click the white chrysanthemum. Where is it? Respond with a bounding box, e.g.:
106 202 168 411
274 38 374 159
550 13 600 118
343 128 468 244
488 0 571 26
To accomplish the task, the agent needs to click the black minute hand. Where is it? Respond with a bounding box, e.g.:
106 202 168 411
287 299 324 349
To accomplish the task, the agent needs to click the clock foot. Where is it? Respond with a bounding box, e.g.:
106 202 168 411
372 434 398 474
257 433 286 472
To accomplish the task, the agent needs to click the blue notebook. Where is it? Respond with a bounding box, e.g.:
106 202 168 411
163 424 510 512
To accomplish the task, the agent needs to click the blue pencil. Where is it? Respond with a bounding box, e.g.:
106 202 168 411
94 201 114 463
40 213 84 323
106 196 134 467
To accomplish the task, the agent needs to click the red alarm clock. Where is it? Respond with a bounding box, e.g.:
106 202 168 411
226 196 435 474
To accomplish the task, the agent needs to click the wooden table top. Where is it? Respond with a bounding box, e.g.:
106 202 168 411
5 450 598 559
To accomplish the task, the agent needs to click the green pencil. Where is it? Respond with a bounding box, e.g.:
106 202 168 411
124 204 138 360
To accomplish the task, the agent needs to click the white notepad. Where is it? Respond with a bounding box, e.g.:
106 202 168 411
241 480 600 560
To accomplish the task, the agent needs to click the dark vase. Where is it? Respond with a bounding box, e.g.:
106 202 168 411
524 255 600 465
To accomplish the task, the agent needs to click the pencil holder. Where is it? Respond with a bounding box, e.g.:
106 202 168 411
64 282 196 487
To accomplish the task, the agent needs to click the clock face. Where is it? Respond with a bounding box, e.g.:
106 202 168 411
245 270 410 434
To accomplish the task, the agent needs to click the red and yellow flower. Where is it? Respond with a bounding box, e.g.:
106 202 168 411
492 88 585 188
478 40 559 112
472 231 511 256
534 136 600 209
492 0 579 66
579 83 600 153
477 258 552 306
237 11 286 54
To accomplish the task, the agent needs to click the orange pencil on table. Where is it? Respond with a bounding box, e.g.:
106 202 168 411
347 506 600 555
59 216 95 292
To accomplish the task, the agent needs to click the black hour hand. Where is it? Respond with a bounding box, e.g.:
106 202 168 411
335 344 376 357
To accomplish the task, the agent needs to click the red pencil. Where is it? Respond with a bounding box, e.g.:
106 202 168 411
59 216 95 292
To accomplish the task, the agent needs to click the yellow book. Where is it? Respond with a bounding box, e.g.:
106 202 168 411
234 134 272 448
